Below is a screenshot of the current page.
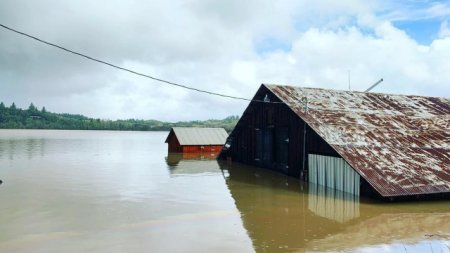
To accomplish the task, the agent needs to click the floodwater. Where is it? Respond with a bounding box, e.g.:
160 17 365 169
0 130 449 253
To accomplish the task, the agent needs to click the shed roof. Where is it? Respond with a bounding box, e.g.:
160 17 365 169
265 84 450 197
166 127 228 146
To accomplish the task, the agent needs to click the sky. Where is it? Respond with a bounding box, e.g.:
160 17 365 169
0 0 450 121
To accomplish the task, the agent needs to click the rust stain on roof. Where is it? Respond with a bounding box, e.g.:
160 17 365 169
265 84 450 197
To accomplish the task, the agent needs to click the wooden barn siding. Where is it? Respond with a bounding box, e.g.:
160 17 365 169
182 145 223 153
167 130 224 154
227 85 338 179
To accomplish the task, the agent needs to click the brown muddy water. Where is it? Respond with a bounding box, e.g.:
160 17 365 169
0 130 449 253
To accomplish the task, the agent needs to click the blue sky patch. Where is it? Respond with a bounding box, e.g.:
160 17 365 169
255 37 291 55
393 18 443 45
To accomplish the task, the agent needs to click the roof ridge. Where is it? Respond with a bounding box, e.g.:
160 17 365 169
262 83 450 100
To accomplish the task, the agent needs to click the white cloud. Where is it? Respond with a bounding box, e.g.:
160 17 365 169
439 19 450 38
245 21 450 97
0 0 449 121
381 1 450 21
230 61 257 86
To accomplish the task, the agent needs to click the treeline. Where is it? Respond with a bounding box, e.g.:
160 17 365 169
0 102 239 132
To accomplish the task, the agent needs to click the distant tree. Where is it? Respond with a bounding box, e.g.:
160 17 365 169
0 102 238 131
28 103 37 112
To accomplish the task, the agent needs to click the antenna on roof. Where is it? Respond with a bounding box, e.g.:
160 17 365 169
301 96 308 112
348 70 351 91
365 78 384 92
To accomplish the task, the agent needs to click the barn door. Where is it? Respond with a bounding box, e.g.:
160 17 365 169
275 127 289 173
255 129 262 163
255 128 274 168
262 128 274 167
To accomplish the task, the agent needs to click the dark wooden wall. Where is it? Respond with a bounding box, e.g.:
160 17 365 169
222 85 339 180
166 131 182 153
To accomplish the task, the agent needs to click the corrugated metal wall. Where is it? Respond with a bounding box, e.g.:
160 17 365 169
308 154 360 196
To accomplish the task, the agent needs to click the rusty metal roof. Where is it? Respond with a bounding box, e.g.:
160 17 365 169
167 127 228 146
265 84 450 197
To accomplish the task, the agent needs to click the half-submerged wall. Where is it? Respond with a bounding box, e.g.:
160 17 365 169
166 131 182 153
182 145 223 153
309 154 360 196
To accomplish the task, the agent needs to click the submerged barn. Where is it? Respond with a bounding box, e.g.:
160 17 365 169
165 127 228 153
220 84 450 198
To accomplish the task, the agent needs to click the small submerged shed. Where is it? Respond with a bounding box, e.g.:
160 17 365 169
220 84 450 199
165 127 228 153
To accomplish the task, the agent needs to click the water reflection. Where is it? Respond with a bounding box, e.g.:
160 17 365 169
1 131 254 253
219 162 450 253
165 153 221 176
309 212 450 252
0 138 47 160
308 183 360 223
1 130 449 253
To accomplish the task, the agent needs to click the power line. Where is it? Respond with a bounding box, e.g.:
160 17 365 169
3 24 378 111
0 23 254 102
0 23 306 106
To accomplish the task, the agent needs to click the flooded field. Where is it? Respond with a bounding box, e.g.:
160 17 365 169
0 130 449 253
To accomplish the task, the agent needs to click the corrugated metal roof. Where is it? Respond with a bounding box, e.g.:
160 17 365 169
265 84 450 197
170 127 228 146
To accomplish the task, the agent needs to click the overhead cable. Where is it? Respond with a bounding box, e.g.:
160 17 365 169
1 23 307 105
0 23 256 102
